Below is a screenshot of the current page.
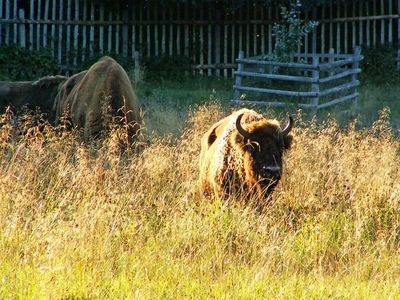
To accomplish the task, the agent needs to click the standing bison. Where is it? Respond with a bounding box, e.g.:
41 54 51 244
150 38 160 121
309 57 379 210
54 56 142 142
199 109 293 202
0 75 67 122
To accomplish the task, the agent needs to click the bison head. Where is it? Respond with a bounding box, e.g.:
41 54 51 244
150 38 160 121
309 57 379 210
236 113 293 195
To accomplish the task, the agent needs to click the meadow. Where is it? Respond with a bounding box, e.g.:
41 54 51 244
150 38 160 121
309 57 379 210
1 76 400 299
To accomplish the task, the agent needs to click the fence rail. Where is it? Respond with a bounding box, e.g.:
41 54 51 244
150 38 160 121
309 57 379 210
0 0 398 77
232 47 363 109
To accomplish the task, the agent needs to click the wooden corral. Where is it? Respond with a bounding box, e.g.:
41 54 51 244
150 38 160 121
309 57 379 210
232 47 363 109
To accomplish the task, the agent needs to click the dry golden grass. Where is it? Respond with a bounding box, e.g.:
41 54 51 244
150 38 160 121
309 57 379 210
1 104 400 299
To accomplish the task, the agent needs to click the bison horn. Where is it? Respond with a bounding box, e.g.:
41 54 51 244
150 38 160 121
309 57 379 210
282 116 294 136
236 113 252 139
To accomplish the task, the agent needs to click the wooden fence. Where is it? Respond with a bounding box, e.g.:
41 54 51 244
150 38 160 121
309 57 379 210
232 48 363 109
0 0 398 77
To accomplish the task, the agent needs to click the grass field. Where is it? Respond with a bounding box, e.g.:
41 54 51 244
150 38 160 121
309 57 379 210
1 77 400 298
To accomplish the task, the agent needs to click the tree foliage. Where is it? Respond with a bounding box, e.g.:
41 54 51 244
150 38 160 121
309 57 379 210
272 0 319 61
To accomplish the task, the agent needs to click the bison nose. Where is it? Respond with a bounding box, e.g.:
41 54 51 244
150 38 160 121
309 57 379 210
262 166 281 180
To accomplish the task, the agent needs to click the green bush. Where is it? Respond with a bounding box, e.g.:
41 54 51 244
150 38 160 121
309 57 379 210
142 55 192 81
0 45 58 80
360 44 400 85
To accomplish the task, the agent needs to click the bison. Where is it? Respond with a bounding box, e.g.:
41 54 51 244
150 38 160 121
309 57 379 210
0 75 67 123
199 108 293 202
53 56 142 142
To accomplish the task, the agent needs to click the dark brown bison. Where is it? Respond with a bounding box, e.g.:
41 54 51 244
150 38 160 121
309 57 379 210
0 75 67 122
54 56 142 141
199 108 293 201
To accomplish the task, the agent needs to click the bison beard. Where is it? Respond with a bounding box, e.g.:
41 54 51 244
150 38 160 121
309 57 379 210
199 108 293 203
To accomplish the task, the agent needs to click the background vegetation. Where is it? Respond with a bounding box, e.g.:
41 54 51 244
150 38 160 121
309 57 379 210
1 99 400 298
1 9 400 293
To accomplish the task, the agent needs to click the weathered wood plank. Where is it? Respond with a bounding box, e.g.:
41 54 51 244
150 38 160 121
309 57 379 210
237 58 317 70
317 92 359 109
98 2 103 55
344 2 348 53
352 2 356 48
207 5 212 76
261 6 265 55
192 63 236 70
294 53 352 59
161 4 165 55
224 23 228 77
18 8 25 48
73 0 79 66
58 0 63 65
336 2 341 52
235 71 315 83
388 0 393 43
311 56 320 107
12 0 16 44
81 0 87 61
319 68 361 83
359 0 363 46
268 7 272 54
233 51 244 101
51 0 56 56
319 55 363 70
199 4 204 75
28 0 33 50
373 0 377 46
183 2 188 59
214 4 221 77
115 2 120 54
176 3 180 56
122 8 129 57
351 46 361 107
366 1 370 47
321 5 325 54
168 6 173 56
319 80 360 97
329 2 333 50
43 0 50 48
381 0 385 44
233 85 318 97
66 0 70 63
89 1 94 58
154 1 159 57
231 100 317 109
131 1 136 58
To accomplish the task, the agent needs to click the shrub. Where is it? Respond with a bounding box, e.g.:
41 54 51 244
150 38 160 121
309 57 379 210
0 45 58 80
272 0 318 62
360 44 400 85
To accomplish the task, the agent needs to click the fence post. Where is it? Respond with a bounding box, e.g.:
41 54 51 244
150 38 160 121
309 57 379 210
122 9 129 57
328 48 334 77
134 51 140 82
311 55 320 110
18 8 26 48
233 51 244 101
352 46 361 108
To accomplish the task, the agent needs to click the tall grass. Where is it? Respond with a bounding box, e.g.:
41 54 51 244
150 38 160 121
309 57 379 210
1 103 400 299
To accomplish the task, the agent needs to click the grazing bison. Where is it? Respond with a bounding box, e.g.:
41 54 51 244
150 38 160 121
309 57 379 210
0 75 67 122
199 108 293 202
54 56 142 141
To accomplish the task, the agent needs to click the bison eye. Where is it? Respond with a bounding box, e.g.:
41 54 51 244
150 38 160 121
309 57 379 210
244 141 260 153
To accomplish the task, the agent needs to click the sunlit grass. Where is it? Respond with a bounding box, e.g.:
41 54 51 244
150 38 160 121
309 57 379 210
1 101 400 299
